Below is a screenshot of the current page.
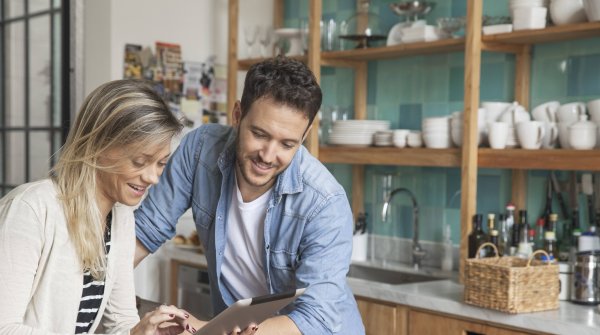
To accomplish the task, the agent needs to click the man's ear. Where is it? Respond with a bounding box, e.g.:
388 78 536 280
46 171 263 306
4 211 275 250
232 101 242 127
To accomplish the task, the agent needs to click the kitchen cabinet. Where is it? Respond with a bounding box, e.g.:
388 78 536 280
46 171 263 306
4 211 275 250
355 296 408 335
226 1 600 280
408 309 545 335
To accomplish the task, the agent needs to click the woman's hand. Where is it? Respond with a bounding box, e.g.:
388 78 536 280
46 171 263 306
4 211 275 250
130 304 194 335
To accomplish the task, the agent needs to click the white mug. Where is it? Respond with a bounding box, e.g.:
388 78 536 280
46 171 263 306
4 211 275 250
517 121 545 149
587 99 600 123
532 101 559 123
558 122 574 149
557 102 586 124
542 122 559 149
488 122 509 149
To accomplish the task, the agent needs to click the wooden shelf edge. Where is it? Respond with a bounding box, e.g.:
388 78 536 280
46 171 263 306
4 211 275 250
482 21 600 45
478 148 600 171
321 38 465 61
319 146 461 167
319 146 600 171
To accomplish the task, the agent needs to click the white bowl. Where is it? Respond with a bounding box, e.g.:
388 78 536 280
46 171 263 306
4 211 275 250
512 7 548 30
584 0 600 21
550 0 587 25
407 132 423 147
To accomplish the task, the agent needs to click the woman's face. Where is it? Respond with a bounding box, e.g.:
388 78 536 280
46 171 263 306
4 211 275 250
96 140 171 212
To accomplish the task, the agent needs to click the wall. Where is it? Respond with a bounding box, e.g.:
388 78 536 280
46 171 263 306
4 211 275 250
284 0 600 247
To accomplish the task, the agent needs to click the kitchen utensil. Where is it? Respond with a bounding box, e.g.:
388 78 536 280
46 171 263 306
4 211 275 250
582 173 594 227
571 250 600 305
594 172 600 227
542 176 553 229
569 172 580 230
551 171 570 220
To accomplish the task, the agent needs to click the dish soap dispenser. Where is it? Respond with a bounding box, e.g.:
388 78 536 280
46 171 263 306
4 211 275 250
441 224 454 271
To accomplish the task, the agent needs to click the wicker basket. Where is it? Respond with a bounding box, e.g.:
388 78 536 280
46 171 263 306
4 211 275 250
464 243 559 314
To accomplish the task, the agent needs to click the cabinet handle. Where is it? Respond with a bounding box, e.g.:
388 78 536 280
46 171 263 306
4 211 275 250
466 331 485 335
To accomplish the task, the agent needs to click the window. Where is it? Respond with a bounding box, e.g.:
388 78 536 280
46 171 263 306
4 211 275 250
0 0 70 195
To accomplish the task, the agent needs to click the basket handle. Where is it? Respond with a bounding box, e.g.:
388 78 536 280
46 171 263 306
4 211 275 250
526 249 553 267
474 242 499 259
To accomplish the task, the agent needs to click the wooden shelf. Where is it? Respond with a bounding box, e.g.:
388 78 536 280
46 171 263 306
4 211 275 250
320 146 600 171
482 21 600 45
478 148 600 171
321 38 465 62
238 55 307 70
319 146 461 167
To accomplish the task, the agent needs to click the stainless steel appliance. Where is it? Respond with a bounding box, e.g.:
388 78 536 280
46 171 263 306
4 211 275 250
571 250 600 304
178 264 213 319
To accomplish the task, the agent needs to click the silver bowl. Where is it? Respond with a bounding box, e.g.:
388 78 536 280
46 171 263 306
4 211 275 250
389 1 436 21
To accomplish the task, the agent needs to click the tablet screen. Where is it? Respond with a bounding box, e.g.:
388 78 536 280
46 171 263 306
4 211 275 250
194 288 305 335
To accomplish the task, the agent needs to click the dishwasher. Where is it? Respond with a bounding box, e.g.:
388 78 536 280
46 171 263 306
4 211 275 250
177 264 214 320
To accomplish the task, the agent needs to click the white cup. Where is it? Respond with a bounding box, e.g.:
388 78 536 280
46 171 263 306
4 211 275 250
393 129 410 148
532 101 560 123
517 121 545 149
351 233 368 261
587 98 600 123
481 101 512 123
557 102 586 124
542 122 559 149
407 131 423 148
488 122 509 149
558 122 574 149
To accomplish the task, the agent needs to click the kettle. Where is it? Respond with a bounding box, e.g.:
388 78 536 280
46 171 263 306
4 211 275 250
571 250 600 304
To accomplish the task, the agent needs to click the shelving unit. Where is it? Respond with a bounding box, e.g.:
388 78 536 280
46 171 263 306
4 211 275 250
227 0 600 280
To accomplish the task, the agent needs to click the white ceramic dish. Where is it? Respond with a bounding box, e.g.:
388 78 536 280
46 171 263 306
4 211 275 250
483 24 513 35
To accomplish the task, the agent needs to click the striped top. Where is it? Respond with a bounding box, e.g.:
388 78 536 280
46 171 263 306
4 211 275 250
74 212 112 334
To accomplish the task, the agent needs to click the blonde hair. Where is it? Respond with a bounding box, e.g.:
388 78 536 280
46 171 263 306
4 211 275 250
51 79 182 279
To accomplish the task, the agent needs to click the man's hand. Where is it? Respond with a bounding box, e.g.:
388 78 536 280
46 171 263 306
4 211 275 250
134 239 151 267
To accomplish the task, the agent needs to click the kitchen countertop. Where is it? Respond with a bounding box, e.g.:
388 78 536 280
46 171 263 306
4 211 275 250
164 245 600 335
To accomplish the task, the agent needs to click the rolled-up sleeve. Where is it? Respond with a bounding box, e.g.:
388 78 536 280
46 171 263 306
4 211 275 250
135 129 202 252
286 192 354 334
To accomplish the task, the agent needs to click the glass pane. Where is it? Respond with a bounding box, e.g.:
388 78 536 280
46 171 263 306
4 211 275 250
6 131 26 185
52 12 61 127
51 130 62 166
53 0 61 9
29 15 51 127
5 21 26 127
29 0 50 14
4 0 24 19
29 131 51 181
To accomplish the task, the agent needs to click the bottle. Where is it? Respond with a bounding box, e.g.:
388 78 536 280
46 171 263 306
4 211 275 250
487 213 496 234
548 213 558 233
516 210 532 258
497 213 509 256
534 218 545 250
543 231 557 262
569 228 582 262
558 221 572 262
487 229 499 257
468 214 487 258
441 224 454 271
505 204 517 255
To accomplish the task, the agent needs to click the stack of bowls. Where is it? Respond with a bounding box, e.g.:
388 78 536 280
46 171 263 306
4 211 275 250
374 130 394 146
584 0 600 21
510 0 548 30
422 117 451 148
449 110 486 147
550 0 587 25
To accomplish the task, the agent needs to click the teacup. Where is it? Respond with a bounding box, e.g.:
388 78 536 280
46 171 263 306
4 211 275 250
587 99 600 123
499 102 531 125
532 101 559 123
541 122 559 149
557 102 586 124
481 101 512 123
488 122 509 149
516 121 545 149
558 122 574 149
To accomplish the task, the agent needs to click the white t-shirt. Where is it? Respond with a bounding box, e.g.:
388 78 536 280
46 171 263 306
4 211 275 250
221 175 271 300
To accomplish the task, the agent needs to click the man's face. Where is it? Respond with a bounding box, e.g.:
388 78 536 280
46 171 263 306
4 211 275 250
233 98 310 201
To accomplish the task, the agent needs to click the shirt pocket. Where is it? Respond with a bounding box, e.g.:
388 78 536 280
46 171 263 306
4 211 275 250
269 250 297 291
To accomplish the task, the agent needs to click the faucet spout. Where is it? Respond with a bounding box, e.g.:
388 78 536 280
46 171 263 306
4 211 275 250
381 187 426 270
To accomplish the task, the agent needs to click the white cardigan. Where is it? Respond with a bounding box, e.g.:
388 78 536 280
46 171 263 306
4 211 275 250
0 179 140 334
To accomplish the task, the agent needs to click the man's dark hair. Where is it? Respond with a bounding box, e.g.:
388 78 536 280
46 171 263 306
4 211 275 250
240 56 322 125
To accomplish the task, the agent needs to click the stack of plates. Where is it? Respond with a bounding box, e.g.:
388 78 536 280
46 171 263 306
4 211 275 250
328 120 391 146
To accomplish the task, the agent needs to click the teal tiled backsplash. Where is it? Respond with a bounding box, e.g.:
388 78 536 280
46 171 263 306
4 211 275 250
286 0 600 244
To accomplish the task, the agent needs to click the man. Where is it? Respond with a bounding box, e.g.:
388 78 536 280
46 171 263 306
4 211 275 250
134 57 365 334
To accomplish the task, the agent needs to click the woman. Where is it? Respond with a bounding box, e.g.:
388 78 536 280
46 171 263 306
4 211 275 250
0 80 252 335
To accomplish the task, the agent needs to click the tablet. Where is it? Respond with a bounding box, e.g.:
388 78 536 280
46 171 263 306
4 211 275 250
194 288 305 335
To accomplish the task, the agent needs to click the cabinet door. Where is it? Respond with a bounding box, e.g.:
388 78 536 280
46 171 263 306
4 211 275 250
355 296 407 335
409 310 540 335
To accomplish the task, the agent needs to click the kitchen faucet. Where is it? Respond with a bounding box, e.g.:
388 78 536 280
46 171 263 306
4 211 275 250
381 188 427 270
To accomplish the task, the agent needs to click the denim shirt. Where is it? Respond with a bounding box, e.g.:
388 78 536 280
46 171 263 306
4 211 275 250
135 124 364 334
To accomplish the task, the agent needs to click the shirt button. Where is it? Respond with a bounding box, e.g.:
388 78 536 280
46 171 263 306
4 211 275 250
266 245 270 250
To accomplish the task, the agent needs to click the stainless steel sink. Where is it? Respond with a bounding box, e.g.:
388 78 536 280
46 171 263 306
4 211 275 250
347 264 445 285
